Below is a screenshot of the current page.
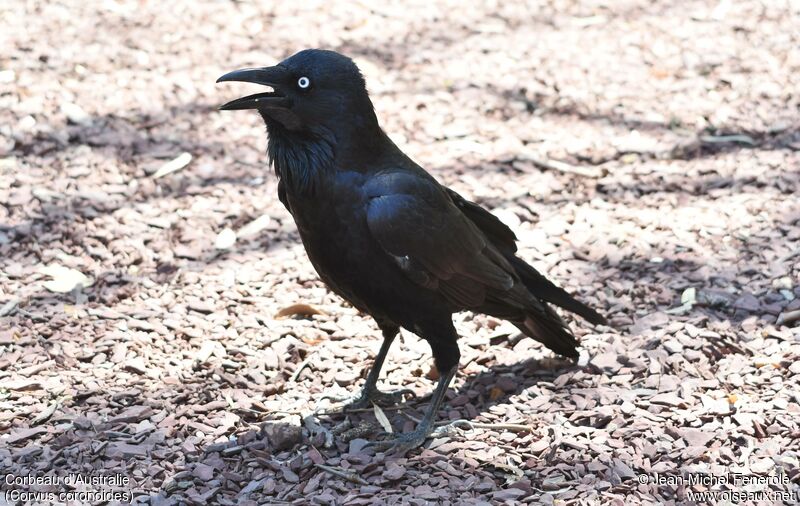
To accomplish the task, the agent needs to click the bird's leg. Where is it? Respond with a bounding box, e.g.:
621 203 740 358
367 364 458 455
368 333 460 454
323 325 415 410
345 325 416 409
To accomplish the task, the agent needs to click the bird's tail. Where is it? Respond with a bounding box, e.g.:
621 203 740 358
512 305 580 359
509 256 607 326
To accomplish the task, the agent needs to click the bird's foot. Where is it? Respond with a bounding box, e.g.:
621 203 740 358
321 387 416 412
345 387 416 410
366 427 431 455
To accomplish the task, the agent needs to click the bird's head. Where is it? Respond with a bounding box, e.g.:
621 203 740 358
217 49 374 133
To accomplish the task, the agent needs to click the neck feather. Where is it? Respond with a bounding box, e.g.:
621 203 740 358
265 122 336 196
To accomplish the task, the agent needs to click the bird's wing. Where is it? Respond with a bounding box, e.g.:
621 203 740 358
364 170 516 307
444 187 518 254
445 186 604 325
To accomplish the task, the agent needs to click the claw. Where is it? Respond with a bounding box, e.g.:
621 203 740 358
346 387 415 411
366 429 430 455
320 386 416 414
368 387 416 406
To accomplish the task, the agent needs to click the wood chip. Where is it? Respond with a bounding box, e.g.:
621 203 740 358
274 303 326 319
5 426 47 444
153 152 192 178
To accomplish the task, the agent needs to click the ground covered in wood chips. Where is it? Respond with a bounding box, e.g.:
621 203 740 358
1 1 799 505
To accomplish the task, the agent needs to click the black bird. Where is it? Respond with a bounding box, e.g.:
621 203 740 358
217 49 606 454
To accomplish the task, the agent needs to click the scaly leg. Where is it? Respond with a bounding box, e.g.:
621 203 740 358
368 328 461 454
367 364 458 455
324 324 415 410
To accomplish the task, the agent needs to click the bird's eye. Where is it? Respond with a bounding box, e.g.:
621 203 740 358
297 76 310 89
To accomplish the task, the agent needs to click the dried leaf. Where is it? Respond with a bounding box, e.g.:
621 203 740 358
373 403 393 433
39 264 93 293
274 303 326 319
301 335 326 345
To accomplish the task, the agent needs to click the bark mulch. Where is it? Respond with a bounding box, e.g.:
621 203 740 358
1 1 799 504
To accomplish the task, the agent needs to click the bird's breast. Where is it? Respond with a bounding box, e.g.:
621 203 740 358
284 171 374 265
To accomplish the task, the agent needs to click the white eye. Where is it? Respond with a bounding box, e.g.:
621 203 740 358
297 76 310 89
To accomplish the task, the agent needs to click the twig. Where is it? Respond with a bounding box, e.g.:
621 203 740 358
289 355 314 382
15 308 47 322
699 134 756 146
779 249 800 264
524 156 603 178
315 395 422 416
445 419 533 432
404 413 532 433
777 310 800 326
0 297 20 317
546 426 562 463
314 464 369 485
31 399 63 426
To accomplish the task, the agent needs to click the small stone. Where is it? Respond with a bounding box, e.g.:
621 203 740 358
187 299 216 314
734 293 760 312
334 370 360 387
123 358 148 375
214 228 237 250
110 405 154 424
612 458 636 480
192 463 215 481
221 445 243 456
106 442 148 458
750 458 774 474
492 488 526 500
508 480 534 496
61 102 91 125
5 426 47 444
281 467 299 483
495 376 517 392
382 462 406 481
662 339 683 354
588 461 607 472
263 423 303 451
772 277 793 290
650 392 686 407
680 428 715 447
590 352 621 372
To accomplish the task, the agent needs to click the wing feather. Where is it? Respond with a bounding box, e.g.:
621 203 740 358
365 170 514 307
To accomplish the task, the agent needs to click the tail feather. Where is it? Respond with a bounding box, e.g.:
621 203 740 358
483 291 580 360
517 310 579 359
509 256 606 326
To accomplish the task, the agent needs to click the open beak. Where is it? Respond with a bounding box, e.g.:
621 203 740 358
216 65 292 111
